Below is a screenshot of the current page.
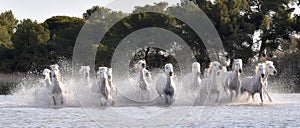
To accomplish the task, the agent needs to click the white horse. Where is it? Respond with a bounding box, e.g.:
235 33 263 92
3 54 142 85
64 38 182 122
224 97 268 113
136 60 151 101
98 67 114 106
220 59 243 101
42 69 52 88
182 62 201 97
262 61 277 102
50 64 61 81
240 63 266 104
200 61 223 102
156 63 176 104
50 65 64 106
79 66 90 87
50 64 66 93
107 68 117 96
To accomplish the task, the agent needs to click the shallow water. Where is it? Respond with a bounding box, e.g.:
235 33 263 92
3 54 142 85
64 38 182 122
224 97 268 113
1 93 300 127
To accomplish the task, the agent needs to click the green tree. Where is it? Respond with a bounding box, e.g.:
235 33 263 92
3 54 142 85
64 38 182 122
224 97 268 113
0 10 18 35
0 10 18 49
12 19 50 71
0 25 13 48
44 16 86 63
248 0 297 57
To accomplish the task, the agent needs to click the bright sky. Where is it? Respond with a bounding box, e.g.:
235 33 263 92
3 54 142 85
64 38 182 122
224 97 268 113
0 0 181 23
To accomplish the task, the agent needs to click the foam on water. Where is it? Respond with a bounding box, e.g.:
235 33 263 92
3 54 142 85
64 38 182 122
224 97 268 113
8 70 207 108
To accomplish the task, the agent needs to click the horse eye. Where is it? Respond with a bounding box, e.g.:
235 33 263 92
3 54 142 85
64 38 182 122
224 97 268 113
269 66 272 68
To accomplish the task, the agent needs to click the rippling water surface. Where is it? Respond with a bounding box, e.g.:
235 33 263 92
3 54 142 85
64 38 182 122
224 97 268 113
1 93 300 127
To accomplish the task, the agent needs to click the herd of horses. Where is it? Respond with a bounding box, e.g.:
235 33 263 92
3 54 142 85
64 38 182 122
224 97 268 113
41 59 277 106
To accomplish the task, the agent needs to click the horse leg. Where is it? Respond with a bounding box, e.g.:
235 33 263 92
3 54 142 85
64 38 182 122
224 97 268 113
146 90 150 101
100 97 105 106
108 95 114 106
165 95 168 104
165 95 170 104
61 95 64 105
260 92 264 104
216 91 220 103
52 96 57 106
235 89 239 101
252 94 255 103
230 90 234 101
111 96 115 106
263 88 272 102
246 93 251 102
141 90 144 102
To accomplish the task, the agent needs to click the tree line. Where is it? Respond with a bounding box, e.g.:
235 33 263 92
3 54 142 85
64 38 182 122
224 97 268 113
0 0 300 76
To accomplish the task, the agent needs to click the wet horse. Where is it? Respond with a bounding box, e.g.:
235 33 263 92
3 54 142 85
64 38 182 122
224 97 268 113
200 61 223 102
50 65 64 106
42 69 52 88
156 63 176 104
137 60 151 101
79 66 91 87
107 68 117 96
220 59 243 101
262 61 277 102
182 62 201 97
98 67 114 106
241 63 266 104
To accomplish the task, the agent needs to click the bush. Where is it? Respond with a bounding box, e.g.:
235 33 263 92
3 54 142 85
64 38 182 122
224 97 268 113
0 82 16 95
277 52 300 92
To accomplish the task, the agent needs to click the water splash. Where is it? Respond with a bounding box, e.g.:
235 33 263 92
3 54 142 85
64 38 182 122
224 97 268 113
6 60 298 108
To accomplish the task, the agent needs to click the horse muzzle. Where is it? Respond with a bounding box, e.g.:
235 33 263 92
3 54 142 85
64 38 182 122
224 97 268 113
261 74 265 78
169 72 173 76
197 72 201 76
219 66 222 70
273 71 277 75
239 69 242 73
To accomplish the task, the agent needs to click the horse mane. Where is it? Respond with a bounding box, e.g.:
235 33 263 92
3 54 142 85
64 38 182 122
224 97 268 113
99 67 108 72
255 63 265 74
265 61 273 66
232 59 242 71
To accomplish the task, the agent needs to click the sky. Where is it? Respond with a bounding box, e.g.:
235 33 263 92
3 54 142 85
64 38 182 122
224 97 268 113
0 0 181 23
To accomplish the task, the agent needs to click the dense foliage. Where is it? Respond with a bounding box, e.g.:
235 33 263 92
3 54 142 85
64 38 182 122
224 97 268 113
0 1 299 78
